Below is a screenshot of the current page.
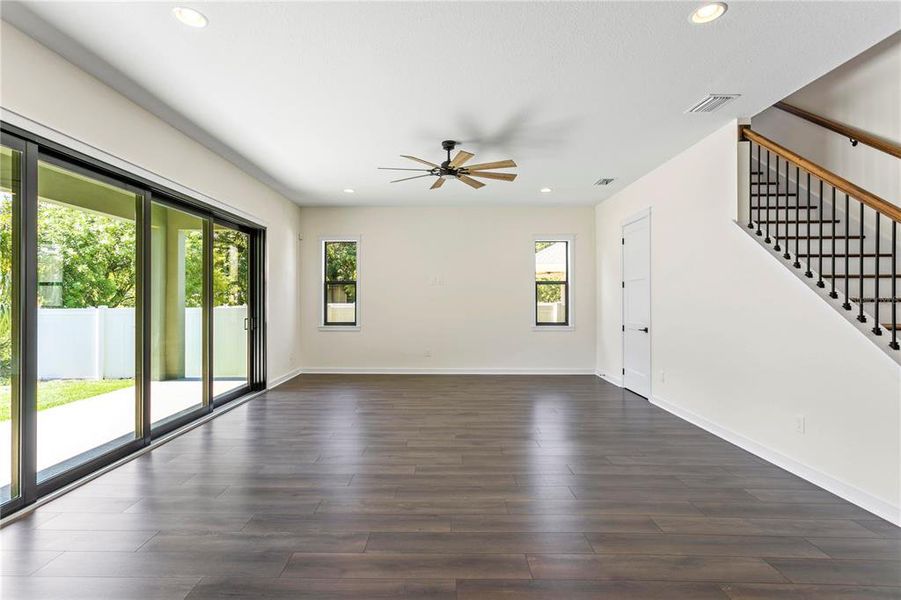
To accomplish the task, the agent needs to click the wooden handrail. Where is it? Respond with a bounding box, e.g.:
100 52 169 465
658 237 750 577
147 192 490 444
774 101 901 159
741 126 901 222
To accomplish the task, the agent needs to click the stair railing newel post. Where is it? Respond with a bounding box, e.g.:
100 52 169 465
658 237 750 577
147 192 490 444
842 194 852 310
873 212 882 335
783 159 791 260
817 181 825 289
765 151 772 244
857 201 867 323
747 140 754 230
793 165 801 268
891 222 899 350
755 144 763 236
804 172 813 278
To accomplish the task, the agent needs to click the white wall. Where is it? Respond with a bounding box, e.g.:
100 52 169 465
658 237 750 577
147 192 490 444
0 21 303 386
595 120 901 523
298 206 596 373
753 31 900 202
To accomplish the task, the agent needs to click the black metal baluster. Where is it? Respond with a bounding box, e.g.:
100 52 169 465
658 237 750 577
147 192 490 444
792 166 801 267
842 194 852 310
891 222 899 350
857 201 866 323
817 181 825 289
873 212 881 335
773 156 781 251
783 159 791 259
755 144 762 236
764 151 772 244
804 172 813 278
828 186 836 297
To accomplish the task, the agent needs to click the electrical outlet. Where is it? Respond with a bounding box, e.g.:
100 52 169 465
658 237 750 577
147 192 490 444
795 415 806 434
659 370 666 383
424 349 432 358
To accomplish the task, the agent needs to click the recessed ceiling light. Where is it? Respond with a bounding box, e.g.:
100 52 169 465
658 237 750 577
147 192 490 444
343 188 355 194
540 187 552 193
172 7 208 28
690 2 727 24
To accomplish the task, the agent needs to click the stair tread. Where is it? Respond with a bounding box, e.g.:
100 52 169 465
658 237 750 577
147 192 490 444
796 253 891 258
755 220 839 224
777 235 864 240
851 298 901 303
751 193 798 197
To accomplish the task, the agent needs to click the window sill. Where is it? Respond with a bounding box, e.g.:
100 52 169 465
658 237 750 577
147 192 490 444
319 325 361 332
532 325 574 332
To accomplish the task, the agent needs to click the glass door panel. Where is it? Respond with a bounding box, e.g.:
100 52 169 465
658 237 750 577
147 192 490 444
0 145 21 504
150 202 206 428
36 160 139 482
212 224 249 398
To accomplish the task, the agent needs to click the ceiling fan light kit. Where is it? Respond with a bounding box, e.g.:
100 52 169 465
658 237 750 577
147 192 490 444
379 140 517 190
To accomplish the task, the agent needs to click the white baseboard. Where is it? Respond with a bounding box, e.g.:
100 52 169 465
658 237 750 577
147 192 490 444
268 366 303 388
650 394 900 526
298 367 596 375
596 371 623 387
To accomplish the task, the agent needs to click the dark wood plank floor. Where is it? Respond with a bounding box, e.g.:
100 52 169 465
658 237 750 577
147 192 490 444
2 375 899 599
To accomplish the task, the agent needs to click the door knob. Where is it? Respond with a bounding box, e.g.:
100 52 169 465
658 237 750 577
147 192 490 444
639 327 649 333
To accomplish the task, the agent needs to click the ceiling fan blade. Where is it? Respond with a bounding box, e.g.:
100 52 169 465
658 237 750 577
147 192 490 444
457 175 485 189
430 177 446 190
466 171 517 182
401 155 439 168
391 174 434 183
378 167 433 171
466 159 517 171
449 150 475 168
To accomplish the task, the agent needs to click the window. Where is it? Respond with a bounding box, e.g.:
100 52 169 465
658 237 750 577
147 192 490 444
322 239 358 327
534 238 571 327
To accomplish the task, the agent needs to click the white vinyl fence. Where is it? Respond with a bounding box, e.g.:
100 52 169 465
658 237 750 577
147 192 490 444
537 302 566 323
37 306 247 380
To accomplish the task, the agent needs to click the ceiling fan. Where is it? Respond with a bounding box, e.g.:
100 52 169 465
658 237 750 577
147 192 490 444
379 140 517 190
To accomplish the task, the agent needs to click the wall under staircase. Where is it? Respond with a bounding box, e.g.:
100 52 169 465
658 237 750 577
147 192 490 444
595 120 900 525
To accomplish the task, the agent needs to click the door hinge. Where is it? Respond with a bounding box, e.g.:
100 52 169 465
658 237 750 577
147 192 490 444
621 281 625 288
621 237 625 245
622 368 625 375
622 325 625 332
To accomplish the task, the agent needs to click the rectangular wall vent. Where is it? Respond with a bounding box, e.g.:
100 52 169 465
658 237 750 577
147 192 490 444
594 177 616 186
685 94 740 113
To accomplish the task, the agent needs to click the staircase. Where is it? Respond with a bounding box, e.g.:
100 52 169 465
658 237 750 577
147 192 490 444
739 124 901 360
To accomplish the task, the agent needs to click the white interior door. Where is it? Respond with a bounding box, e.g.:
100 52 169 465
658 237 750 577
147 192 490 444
622 212 651 398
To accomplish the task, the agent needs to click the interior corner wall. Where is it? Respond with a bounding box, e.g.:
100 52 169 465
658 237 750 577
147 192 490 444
297 206 596 373
0 21 304 385
595 120 901 523
752 30 900 202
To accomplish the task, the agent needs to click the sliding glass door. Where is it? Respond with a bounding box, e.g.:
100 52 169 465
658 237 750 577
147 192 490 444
149 201 208 429
35 159 142 483
1 143 22 505
212 223 250 400
0 125 265 517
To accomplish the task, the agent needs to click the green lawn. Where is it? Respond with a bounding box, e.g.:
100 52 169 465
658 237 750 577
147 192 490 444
0 379 134 422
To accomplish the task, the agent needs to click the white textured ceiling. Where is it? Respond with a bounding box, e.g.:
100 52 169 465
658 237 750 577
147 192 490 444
4 1 899 206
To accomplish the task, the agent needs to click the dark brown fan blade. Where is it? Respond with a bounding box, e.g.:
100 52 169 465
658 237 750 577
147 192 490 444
401 155 440 168
449 150 475 168
466 159 517 170
391 174 434 183
457 175 485 189
466 171 517 181
430 177 446 190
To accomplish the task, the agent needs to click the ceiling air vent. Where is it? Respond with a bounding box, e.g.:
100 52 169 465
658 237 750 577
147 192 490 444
685 94 740 113
594 177 616 186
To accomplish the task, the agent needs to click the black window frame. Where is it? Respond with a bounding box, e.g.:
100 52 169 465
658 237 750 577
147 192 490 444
534 239 570 327
322 239 358 327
